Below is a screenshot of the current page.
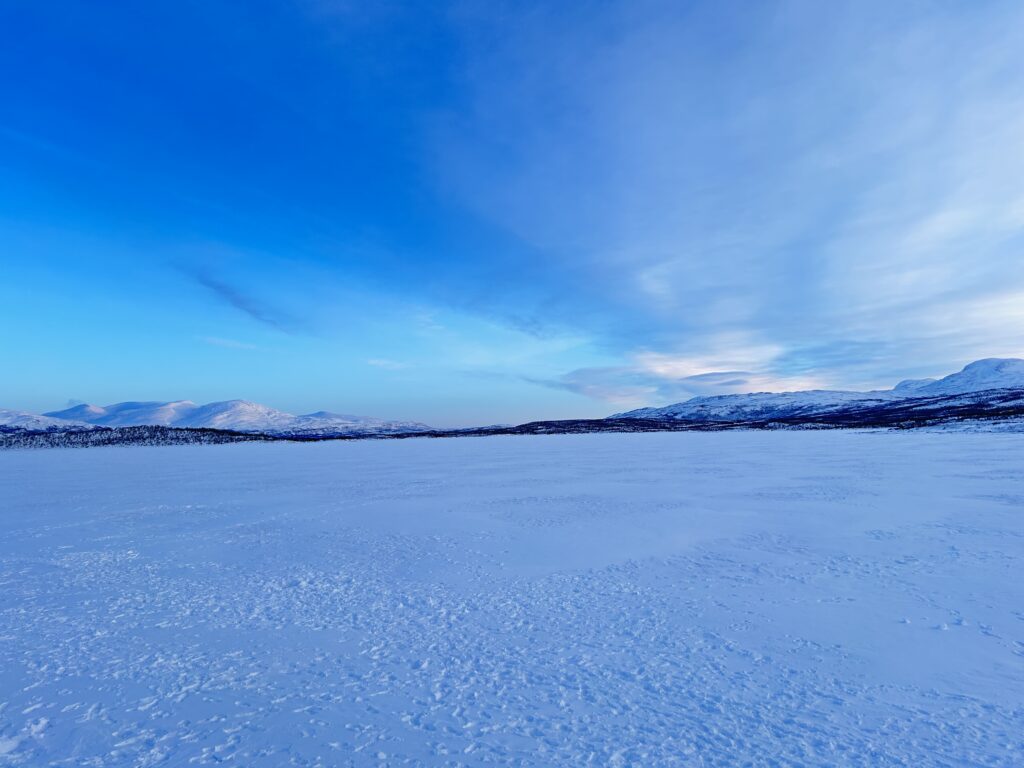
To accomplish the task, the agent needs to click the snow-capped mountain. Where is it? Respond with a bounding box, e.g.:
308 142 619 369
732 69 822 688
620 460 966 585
0 409 96 432
43 400 430 436
614 358 1024 423
49 401 227 428
7 357 1024 446
910 358 1024 396
615 390 901 423
281 411 430 436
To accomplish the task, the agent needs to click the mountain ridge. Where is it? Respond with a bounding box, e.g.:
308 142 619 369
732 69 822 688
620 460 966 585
42 399 430 436
6 358 1024 443
0 409 97 432
614 358 1024 422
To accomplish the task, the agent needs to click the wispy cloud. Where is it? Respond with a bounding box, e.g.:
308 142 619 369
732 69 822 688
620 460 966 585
413 311 446 334
178 265 305 334
515 329 817 407
539 366 830 409
200 336 259 351
529 342 831 408
428 0 1024 393
11 1 1020 423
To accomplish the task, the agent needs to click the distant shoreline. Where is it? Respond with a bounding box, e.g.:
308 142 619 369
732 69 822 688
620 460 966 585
5 400 1024 450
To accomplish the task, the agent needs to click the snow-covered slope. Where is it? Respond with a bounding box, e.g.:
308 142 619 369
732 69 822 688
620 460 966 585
616 390 900 422
912 358 1024 395
49 400 206 427
0 409 95 431
44 400 430 435
615 358 1024 422
282 411 431 436
181 401 297 432
892 378 937 393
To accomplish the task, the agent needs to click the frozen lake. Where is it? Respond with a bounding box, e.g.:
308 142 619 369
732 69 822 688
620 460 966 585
1 431 1023 765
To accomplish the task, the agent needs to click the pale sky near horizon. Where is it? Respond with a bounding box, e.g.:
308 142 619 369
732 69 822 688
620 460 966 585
3 1 1024 426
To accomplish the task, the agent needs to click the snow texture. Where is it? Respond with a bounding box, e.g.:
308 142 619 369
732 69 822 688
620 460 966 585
1 432 1023 766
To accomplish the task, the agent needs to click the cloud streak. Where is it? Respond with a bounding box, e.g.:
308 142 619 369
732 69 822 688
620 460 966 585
178 265 305 334
200 336 258 350
527 339 833 408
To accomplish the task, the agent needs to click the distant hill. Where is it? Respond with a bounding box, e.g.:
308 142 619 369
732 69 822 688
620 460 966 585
44 400 431 436
0 408 96 432
5 358 1024 449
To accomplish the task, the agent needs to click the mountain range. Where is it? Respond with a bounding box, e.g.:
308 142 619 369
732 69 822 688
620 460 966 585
0 409 96 432
613 358 1024 423
42 399 428 436
4 358 1024 443
0 399 430 437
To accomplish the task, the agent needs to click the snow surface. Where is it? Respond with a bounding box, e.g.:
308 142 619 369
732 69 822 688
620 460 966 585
1 432 1023 766
44 400 430 435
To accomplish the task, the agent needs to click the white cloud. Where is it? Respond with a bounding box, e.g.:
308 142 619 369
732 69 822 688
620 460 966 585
533 332 834 407
434 1 1024 391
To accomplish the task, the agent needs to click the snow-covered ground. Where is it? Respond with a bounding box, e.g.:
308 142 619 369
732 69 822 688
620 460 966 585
1 432 1022 766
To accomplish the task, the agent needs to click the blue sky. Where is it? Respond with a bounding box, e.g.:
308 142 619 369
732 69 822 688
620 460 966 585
3 1 1024 427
